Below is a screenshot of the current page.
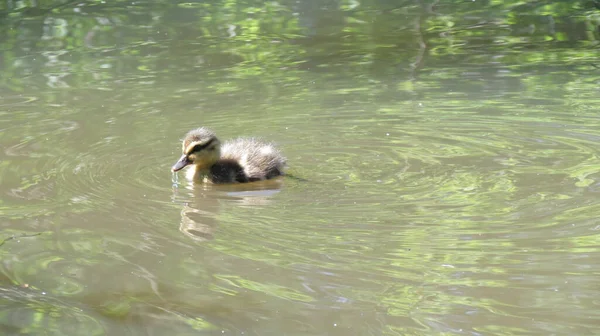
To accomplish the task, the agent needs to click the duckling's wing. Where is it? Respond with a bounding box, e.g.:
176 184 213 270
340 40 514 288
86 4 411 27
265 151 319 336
220 138 286 180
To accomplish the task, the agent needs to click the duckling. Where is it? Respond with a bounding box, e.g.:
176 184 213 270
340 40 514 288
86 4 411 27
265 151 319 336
171 127 286 183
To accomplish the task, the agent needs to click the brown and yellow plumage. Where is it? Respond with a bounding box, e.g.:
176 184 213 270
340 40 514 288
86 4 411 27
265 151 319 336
172 127 286 184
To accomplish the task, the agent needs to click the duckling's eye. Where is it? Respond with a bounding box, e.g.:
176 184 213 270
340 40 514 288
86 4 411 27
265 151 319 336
190 139 215 153
189 144 203 153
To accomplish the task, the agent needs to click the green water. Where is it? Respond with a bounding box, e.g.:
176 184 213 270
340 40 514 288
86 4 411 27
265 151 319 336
1 1 600 335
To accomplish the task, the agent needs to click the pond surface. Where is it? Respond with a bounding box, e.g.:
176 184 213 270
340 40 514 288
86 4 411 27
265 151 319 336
1 1 600 335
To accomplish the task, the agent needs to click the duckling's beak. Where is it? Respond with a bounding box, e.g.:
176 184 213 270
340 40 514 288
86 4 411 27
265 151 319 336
172 155 191 172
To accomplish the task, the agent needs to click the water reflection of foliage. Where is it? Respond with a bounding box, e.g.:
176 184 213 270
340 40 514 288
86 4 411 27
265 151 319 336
0 227 223 334
1 0 600 334
0 0 598 95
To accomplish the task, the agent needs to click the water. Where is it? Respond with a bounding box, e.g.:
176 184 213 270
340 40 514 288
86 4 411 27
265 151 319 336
2 1 600 335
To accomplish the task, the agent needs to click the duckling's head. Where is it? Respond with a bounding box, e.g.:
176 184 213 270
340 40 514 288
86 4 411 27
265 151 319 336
172 128 221 172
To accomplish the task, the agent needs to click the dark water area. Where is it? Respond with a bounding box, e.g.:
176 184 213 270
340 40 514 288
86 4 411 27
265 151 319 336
1 0 600 335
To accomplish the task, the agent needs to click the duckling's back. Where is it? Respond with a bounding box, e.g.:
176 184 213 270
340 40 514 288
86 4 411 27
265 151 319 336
219 138 286 181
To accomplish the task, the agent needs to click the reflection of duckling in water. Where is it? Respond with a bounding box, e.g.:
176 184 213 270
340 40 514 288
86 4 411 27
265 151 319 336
179 204 216 242
172 127 286 183
176 186 282 243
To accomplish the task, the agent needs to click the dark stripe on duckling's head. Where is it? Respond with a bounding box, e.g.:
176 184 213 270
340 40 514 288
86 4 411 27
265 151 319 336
183 127 216 150
185 138 215 155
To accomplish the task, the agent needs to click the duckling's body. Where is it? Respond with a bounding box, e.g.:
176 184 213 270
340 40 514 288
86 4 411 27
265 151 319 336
172 128 286 184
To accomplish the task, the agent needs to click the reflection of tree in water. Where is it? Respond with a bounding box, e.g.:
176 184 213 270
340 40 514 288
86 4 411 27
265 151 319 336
293 0 343 37
1 0 599 98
